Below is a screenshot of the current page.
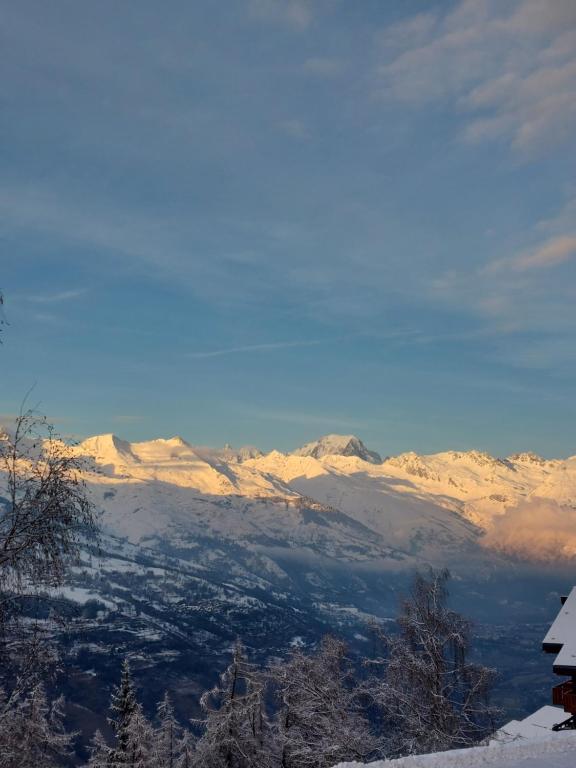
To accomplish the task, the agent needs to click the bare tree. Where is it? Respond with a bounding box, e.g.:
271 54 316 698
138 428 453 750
0 407 97 746
0 408 97 597
365 568 498 757
193 640 272 768
0 683 75 768
270 635 378 768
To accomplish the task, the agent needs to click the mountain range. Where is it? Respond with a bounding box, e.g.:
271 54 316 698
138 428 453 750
74 432 576 568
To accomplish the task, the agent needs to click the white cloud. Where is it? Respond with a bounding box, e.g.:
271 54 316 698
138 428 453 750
377 0 576 154
482 498 576 561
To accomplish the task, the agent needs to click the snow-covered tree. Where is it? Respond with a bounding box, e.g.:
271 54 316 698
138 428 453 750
123 703 154 768
366 568 498 756
87 729 112 768
176 730 195 768
0 409 97 706
270 635 377 768
0 685 19 768
0 683 75 768
0 409 96 597
194 640 271 768
108 658 139 765
155 691 182 768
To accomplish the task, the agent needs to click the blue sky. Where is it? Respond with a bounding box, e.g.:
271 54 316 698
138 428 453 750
1 0 576 457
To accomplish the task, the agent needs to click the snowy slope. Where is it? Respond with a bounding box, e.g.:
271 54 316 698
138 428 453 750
246 451 481 562
248 443 576 562
76 433 290 497
334 731 576 768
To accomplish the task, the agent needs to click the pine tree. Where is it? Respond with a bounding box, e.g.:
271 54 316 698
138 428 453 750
155 692 182 768
108 659 138 765
176 730 195 768
88 729 112 768
194 640 272 768
124 703 153 768
366 568 498 756
270 635 377 768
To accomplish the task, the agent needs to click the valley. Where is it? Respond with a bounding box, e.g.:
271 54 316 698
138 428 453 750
17 430 572 741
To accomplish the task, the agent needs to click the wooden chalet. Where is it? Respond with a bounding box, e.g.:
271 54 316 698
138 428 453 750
543 586 576 730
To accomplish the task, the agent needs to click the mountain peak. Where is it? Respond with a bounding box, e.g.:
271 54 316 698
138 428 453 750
79 433 130 453
154 435 190 447
508 451 547 465
292 434 382 464
77 433 137 464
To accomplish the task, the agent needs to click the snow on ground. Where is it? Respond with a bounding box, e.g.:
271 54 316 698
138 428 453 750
334 731 576 768
52 586 116 610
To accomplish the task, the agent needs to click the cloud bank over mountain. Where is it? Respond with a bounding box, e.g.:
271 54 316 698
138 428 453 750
482 498 576 561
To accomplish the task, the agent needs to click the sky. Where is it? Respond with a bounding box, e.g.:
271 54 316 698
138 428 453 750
1 0 576 458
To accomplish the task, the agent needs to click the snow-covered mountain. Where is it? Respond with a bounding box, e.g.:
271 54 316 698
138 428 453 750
69 432 576 567
292 434 382 464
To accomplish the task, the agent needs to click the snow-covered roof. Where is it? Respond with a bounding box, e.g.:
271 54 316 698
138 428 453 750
491 705 565 744
543 586 576 674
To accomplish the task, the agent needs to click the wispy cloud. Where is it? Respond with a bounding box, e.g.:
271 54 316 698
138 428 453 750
486 195 576 273
186 339 328 359
485 233 576 274
377 0 576 154
429 194 576 346
24 289 87 304
511 234 576 271
186 330 422 359
31 312 61 325
0 184 239 302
